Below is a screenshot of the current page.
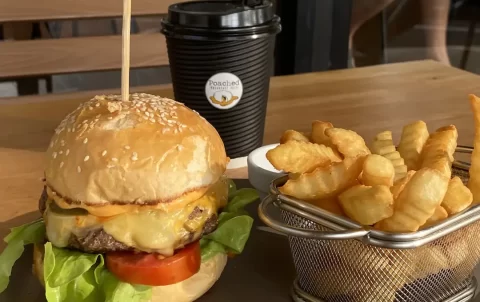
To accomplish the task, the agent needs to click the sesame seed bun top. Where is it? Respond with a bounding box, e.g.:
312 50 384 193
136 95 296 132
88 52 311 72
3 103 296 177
45 93 227 206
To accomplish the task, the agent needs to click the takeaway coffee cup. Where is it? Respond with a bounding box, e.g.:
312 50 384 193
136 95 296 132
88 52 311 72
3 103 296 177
161 0 281 158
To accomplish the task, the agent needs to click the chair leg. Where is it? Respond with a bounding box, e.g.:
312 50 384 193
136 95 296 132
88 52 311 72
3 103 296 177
131 18 139 34
111 20 118 34
460 19 477 70
72 21 79 37
16 78 39 95
45 76 53 93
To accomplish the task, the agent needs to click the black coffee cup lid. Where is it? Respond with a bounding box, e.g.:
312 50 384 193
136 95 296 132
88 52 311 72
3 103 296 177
166 0 275 29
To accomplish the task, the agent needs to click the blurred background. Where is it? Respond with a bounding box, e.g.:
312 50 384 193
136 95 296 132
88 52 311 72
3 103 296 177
1 0 479 98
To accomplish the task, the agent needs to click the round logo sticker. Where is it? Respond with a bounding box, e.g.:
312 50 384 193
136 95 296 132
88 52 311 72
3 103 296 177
205 72 243 110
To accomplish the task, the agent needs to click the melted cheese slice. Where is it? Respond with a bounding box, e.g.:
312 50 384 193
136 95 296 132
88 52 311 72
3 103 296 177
45 178 228 255
48 185 214 217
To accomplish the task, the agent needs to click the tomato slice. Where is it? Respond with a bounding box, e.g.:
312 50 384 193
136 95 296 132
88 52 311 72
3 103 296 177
106 241 201 286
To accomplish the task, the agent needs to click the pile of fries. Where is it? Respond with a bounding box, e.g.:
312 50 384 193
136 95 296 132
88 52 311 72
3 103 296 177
267 95 480 233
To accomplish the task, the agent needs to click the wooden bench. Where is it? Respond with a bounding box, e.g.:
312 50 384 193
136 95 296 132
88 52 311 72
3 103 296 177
0 0 178 96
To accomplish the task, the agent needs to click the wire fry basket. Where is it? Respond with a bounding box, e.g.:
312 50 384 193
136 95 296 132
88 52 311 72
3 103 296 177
258 146 480 302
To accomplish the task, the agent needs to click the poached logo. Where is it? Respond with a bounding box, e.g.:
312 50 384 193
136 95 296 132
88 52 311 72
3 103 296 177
205 72 243 110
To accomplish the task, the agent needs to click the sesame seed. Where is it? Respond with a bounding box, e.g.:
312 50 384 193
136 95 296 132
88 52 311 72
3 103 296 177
83 138 88 144
124 145 131 150
96 103 100 107
96 114 101 118
59 151 63 154
84 155 90 162
67 128 71 133
143 117 148 120
82 120 88 124
174 129 178 134
52 192 57 196
89 106 94 110
131 153 138 161
94 118 99 122
177 145 184 151
60 162 64 168
77 166 82 173
145 112 150 117
61 140 65 146
107 164 115 168
150 118 155 123
52 152 57 159
112 158 118 162
66 149 70 156
108 116 113 120
102 150 107 156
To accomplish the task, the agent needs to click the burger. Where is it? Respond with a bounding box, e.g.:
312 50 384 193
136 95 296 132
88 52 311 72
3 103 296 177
0 94 257 302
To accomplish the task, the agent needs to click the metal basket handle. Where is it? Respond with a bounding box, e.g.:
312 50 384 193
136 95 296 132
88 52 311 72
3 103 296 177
258 194 369 240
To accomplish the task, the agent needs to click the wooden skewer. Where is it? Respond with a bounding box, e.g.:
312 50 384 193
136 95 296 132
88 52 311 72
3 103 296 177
121 0 132 102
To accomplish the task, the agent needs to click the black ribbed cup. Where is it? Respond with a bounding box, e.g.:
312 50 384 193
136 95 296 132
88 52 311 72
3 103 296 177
161 1 281 158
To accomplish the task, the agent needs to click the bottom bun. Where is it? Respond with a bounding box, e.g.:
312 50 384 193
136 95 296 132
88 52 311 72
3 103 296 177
33 243 227 302
150 253 227 302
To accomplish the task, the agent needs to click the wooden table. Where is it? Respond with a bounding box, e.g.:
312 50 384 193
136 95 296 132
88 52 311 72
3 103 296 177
1 60 480 248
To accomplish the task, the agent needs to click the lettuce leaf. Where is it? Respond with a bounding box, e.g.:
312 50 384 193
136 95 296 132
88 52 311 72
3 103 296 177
200 184 257 261
199 240 225 262
44 242 151 302
0 219 45 292
44 242 103 302
0 222 151 302
101 270 151 302
224 188 259 214
0 179 257 301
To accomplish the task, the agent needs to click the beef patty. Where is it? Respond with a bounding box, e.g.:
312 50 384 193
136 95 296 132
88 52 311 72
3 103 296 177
39 188 219 253
67 213 218 253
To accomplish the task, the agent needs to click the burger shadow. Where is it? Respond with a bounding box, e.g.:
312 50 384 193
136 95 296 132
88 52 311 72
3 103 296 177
0 211 45 302
198 179 296 302
0 181 296 302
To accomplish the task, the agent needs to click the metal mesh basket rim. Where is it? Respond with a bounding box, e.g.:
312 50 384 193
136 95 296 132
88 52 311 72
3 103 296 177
264 148 480 248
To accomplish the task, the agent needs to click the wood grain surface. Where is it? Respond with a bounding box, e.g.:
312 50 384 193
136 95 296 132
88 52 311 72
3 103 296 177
0 33 167 78
0 0 178 22
1 60 479 249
